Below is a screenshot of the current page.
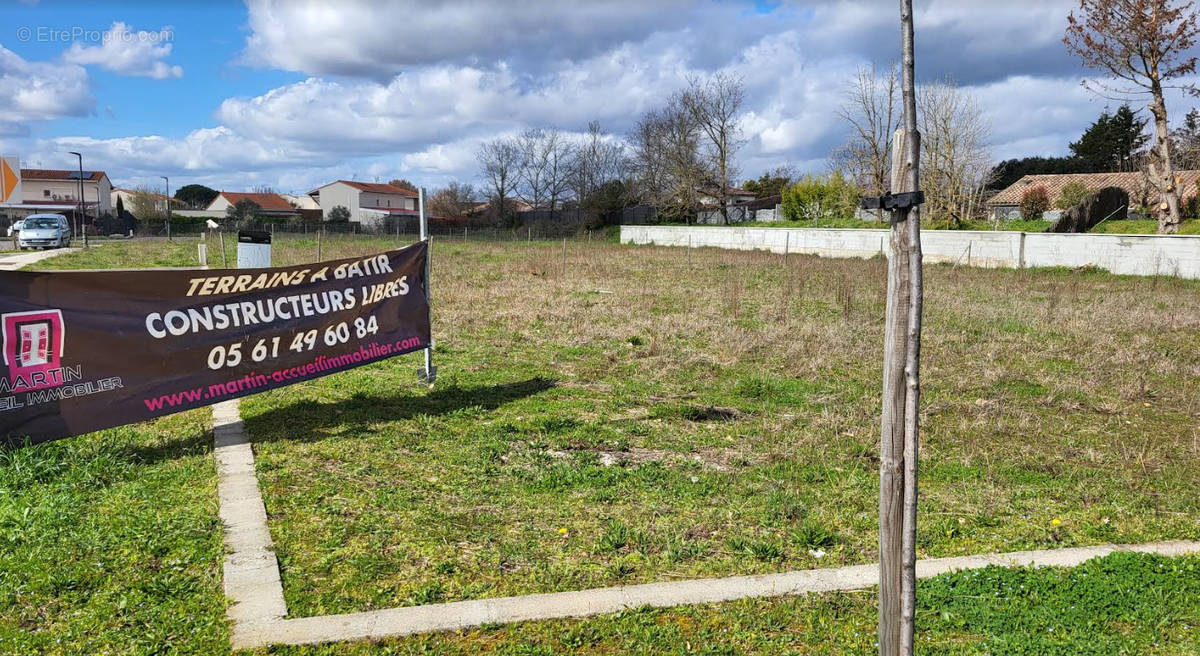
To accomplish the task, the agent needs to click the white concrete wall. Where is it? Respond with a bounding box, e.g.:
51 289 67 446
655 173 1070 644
620 225 1200 279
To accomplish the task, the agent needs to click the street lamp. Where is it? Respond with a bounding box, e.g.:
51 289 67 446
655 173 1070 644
68 151 83 241
161 176 171 241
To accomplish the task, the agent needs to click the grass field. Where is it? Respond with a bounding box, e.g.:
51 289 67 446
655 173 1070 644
3 235 1199 654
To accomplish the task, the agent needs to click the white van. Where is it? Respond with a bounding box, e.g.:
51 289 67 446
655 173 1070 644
18 214 72 250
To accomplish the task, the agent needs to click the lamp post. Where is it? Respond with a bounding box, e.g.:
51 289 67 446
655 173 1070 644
161 176 171 241
68 151 83 241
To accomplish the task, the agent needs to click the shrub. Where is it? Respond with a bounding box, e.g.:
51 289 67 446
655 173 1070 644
1019 185 1050 220
1182 195 1199 219
1054 182 1092 210
326 205 351 222
780 171 861 222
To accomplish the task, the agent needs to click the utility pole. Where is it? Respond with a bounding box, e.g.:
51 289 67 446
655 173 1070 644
162 176 172 241
68 151 83 241
865 1 924 654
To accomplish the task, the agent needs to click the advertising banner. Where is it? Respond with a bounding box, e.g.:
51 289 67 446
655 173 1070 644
0 242 430 447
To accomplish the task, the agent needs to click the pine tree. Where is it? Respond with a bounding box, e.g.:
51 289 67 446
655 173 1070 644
1069 105 1149 172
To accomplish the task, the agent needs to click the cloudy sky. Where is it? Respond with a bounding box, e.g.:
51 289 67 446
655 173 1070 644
2 0 1198 194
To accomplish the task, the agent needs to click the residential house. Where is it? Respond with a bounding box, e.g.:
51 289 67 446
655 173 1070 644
697 186 757 224
309 180 419 226
986 171 1200 220
206 191 299 218
2 168 113 219
111 188 181 218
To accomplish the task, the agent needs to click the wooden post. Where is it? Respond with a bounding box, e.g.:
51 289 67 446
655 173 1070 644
879 1 924 655
220 231 228 267
317 225 322 261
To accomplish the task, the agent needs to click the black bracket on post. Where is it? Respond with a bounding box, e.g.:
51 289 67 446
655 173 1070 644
860 191 924 213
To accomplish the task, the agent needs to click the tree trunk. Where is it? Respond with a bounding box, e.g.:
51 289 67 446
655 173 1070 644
880 1 923 654
1149 81 1182 234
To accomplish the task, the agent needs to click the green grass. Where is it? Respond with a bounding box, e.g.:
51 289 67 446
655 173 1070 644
256 551 1200 655
1088 219 1200 234
5 236 1200 654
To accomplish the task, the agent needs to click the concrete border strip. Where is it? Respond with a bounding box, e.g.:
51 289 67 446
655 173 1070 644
234 539 1200 648
211 403 1200 649
213 400 287 642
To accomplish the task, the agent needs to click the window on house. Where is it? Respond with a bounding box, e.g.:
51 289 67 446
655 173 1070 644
43 189 50 198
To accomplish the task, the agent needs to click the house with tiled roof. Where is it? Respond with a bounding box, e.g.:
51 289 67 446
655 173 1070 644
205 191 300 217
986 171 1200 220
111 188 182 218
309 180 419 226
2 168 113 217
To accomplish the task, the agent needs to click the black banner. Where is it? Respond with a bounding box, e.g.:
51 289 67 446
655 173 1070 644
0 241 430 447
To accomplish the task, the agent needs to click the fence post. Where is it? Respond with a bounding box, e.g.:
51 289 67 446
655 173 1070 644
317 225 322 261
417 187 436 386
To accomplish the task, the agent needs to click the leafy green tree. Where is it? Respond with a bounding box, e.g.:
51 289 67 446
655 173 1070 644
742 167 795 198
326 205 351 222
1055 182 1093 209
988 156 1085 191
780 171 860 222
226 198 261 221
1172 108 1200 170
1069 105 1149 172
174 184 219 209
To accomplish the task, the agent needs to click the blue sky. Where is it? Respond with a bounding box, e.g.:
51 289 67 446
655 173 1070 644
2 0 1197 194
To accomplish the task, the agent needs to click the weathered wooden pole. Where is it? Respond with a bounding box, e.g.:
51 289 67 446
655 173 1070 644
878 1 923 654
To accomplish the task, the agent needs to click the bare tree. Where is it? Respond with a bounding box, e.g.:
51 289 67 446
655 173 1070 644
918 79 993 228
1065 0 1200 233
570 121 627 207
833 63 898 221
516 128 574 212
475 137 521 226
388 179 419 193
682 72 746 224
516 128 551 210
128 186 165 221
630 99 709 222
429 181 477 217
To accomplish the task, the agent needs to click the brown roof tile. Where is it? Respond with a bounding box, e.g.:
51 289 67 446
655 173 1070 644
987 170 1200 206
216 192 296 212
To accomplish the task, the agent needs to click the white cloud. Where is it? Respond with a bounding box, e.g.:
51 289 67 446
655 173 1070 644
241 0 736 77
61 22 183 79
0 45 92 134
22 1 1200 194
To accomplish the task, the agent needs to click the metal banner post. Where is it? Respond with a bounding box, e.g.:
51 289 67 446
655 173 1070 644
416 187 437 386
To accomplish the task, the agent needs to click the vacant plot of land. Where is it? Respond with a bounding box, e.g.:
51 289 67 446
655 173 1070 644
3 236 1199 654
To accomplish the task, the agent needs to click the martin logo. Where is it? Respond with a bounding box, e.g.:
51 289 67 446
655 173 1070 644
2 310 66 391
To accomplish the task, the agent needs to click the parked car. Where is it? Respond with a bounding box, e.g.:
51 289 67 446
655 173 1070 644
18 214 72 250
7 219 24 238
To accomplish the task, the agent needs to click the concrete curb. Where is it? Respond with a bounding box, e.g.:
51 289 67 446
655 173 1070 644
0 247 81 271
211 402 1200 650
213 400 287 646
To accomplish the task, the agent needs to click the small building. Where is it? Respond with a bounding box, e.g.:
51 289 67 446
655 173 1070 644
986 171 1200 220
309 180 419 226
1 168 113 220
205 192 299 218
110 188 181 218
